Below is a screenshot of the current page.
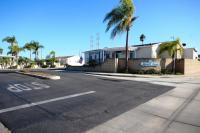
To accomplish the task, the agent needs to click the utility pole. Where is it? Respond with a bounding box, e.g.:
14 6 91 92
96 33 100 50
90 36 94 50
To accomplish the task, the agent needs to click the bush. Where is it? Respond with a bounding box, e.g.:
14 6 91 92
144 69 161 74
24 65 32 68
8 65 18 69
161 69 172 74
41 65 48 68
89 60 97 67
130 69 160 75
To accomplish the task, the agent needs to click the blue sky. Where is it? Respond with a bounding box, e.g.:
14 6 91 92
0 0 199 57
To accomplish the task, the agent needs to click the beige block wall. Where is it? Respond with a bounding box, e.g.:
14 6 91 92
118 59 126 72
68 58 200 75
96 59 117 73
68 59 118 73
160 59 173 71
184 59 200 75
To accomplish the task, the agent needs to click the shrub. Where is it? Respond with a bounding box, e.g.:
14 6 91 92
24 65 32 68
8 65 18 69
144 69 161 74
130 69 160 75
89 60 97 67
161 69 172 74
41 65 48 68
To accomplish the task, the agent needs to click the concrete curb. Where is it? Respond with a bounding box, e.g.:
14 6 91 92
85 72 188 78
16 71 60 80
85 72 163 78
0 123 10 133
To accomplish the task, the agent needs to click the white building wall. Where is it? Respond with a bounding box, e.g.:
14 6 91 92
184 49 198 59
67 56 84 66
135 47 153 58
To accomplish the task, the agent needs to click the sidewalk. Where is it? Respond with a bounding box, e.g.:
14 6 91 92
86 74 200 133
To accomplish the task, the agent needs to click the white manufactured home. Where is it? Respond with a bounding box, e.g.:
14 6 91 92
84 43 198 65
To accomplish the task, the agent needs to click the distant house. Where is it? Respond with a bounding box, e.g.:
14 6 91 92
84 43 161 65
56 56 71 65
184 48 198 60
56 56 84 66
84 42 198 64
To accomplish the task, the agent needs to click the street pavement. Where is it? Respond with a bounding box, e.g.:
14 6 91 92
86 73 200 133
0 71 172 133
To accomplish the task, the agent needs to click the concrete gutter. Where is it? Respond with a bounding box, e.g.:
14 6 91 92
16 71 60 80
0 123 10 133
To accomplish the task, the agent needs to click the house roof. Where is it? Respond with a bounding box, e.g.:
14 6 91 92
0 55 15 58
132 42 161 47
55 56 73 59
103 47 137 52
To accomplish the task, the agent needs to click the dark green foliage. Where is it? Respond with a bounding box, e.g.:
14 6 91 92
89 60 97 67
130 69 161 74
41 65 48 68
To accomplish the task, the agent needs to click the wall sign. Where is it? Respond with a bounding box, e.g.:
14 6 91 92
140 60 160 67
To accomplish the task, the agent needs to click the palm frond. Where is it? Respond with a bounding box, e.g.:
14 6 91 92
158 38 184 58
110 22 125 39
103 0 136 39
104 7 124 32
2 36 17 45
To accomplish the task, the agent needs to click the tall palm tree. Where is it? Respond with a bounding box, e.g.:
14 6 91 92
2 36 18 56
7 45 23 58
2 36 17 46
103 0 137 71
158 38 184 73
140 34 146 45
24 42 34 60
31 41 44 61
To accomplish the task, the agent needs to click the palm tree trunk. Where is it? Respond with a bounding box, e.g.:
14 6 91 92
35 52 37 61
41 49 42 60
171 55 175 74
30 50 32 60
125 28 129 72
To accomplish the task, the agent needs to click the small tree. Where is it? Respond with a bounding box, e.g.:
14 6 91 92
158 38 184 74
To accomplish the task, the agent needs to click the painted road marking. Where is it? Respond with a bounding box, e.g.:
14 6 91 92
0 91 96 114
7 82 50 93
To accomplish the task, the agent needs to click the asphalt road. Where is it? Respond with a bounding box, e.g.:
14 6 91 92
0 71 173 133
